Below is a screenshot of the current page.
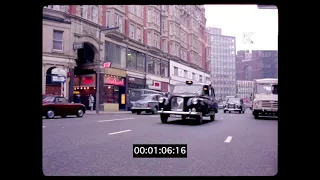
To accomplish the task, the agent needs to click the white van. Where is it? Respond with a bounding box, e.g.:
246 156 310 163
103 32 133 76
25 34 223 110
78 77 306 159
252 78 278 119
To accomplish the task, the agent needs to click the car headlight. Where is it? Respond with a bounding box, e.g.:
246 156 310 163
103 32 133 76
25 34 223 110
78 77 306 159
254 101 261 107
158 97 164 103
192 98 198 104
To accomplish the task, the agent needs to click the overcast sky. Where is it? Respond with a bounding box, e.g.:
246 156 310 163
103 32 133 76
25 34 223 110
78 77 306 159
204 5 278 51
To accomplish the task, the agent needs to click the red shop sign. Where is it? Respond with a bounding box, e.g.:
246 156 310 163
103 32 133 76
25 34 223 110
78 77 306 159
106 77 125 86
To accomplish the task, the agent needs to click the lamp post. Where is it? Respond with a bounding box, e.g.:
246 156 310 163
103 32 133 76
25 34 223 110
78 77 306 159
96 27 119 113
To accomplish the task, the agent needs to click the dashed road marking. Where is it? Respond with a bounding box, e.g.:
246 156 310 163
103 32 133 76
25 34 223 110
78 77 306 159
224 136 233 143
108 129 132 135
97 118 134 122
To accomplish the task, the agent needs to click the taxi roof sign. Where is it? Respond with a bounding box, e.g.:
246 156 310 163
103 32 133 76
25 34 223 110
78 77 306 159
186 81 193 85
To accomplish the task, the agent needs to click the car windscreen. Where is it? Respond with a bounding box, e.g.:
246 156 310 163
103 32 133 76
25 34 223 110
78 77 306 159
172 85 203 94
138 95 153 101
43 96 55 103
256 84 278 95
228 98 240 103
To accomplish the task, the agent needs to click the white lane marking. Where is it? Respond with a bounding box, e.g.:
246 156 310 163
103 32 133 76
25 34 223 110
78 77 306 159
224 136 233 143
108 129 132 135
43 126 46 128
97 118 134 122
150 115 159 117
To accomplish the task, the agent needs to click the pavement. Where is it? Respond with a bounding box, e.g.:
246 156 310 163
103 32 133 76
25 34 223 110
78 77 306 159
42 109 278 176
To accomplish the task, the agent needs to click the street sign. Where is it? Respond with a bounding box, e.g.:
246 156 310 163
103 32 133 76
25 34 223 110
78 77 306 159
52 75 66 83
104 62 112 68
73 42 84 50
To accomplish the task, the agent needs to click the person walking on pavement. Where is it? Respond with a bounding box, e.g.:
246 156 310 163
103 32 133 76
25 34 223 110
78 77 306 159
88 94 94 110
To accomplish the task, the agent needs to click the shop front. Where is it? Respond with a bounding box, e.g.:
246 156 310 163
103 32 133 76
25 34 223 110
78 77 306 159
73 74 97 110
103 68 127 111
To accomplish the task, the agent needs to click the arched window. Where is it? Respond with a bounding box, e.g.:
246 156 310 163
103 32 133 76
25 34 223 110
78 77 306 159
46 67 61 85
244 66 252 81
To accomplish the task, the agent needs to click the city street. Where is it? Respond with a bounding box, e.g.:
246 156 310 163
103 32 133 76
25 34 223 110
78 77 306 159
42 110 278 176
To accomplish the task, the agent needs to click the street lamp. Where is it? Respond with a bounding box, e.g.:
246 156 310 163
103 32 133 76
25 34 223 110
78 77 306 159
96 27 119 113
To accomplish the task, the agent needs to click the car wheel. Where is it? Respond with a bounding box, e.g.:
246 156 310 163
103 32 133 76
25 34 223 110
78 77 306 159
46 109 55 119
137 111 141 115
196 115 203 124
131 111 135 114
254 114 259 119
160 114 169 123
210 114 215 121
152 106 158 114
224 110 226 113
76 108 84 117
229 111 231 113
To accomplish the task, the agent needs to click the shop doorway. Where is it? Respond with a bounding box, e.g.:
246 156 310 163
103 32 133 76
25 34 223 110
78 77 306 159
74 42 97 109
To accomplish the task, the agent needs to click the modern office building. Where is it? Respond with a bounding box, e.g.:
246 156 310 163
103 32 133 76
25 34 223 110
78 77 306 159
206 27 236 100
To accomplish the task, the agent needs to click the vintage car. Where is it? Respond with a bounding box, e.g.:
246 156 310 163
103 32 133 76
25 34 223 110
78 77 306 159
158 81 218 124
224 97 245 113
43 96 86 119
218 101 226 109
131 94 164 114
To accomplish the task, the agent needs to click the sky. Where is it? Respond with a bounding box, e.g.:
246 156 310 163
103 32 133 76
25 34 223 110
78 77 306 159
204 5 278 51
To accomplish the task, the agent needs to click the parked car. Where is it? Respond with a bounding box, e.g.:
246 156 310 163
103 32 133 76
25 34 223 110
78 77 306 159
224 98 245 113
43 95 86 119
131 94 164 114
158 81 218 124
218 101 226 109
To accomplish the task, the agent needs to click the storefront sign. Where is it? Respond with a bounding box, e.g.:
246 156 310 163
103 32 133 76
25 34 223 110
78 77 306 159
105 76 125 86
79 75 96 87
73 42 83 50
104 62 112 68
148 81 161 91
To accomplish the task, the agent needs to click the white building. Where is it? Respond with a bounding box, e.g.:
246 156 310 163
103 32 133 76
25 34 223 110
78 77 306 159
169 61 211 92
236 80 254 101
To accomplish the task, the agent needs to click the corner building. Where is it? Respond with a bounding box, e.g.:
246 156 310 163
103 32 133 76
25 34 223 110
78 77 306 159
42 5 211 111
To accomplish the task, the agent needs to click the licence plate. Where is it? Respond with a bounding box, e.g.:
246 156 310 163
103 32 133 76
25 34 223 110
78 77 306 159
170 114 181 118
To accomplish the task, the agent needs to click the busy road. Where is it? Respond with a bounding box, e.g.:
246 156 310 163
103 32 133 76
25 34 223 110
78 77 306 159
42 109 278 176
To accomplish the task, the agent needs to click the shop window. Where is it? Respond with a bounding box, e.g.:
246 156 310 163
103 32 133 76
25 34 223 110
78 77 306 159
127 49 137 70
104 85 119 103
137 52 146 72
161 61 169 77
146 55 155 74
154 59 161 75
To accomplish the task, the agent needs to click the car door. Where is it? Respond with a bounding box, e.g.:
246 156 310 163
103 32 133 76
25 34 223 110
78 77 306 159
151 95 160 109
55 97 69 115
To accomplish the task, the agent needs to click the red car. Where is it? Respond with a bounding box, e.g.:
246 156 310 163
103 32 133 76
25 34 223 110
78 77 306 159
43 95 86 119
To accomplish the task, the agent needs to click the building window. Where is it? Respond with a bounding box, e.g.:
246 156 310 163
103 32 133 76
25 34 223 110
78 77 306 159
129 23 135 39
137 52 146 72
169 23 173 35
92 6 98 23
105 42 126 69
154 33 159 48
136 27 142 42
184 70 187 78
81 5 88 19
136 5 142 18
115 14 123 33
129 5 134 14
192 73 196 80
106 11 111 28
147 55 155 74
175 44 179 57
161 61 169 77
174 67 178 76
148 8 152 22
170 42 174 55
199 75 203 82
127 49 137 70
155 59 161 75
53 30 63 51
161 17 166 30
147 31 152 46
161 39 167 52
154 10 160 25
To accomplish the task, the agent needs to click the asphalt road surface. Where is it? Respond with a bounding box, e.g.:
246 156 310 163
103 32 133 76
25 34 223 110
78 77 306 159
43 109 278 176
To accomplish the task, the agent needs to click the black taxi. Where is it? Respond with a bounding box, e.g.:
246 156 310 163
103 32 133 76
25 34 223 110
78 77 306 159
158 81 218 124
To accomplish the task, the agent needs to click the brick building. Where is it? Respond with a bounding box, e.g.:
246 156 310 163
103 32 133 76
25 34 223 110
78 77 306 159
236 50 278 81
42 5 210 111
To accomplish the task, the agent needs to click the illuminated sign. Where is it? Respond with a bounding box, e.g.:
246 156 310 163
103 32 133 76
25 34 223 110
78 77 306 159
105 76 125 86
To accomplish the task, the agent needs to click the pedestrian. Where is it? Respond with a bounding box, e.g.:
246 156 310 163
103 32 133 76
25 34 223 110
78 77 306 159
88 94 94 110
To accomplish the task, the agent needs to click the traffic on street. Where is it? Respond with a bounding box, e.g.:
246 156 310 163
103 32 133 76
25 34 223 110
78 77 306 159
42 109 277 176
